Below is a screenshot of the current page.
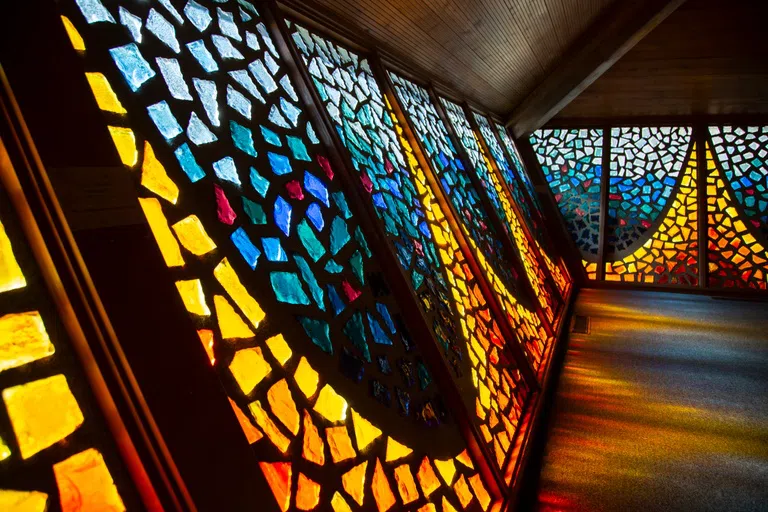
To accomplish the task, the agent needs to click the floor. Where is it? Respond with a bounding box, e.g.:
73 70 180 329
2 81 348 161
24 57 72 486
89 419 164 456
527 288 768 512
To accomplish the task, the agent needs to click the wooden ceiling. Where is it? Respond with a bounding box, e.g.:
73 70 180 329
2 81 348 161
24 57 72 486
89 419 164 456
281 0 616 114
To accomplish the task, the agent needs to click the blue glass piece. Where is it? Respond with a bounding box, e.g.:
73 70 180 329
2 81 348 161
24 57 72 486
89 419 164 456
377 356 392 375
184 0 211 32
306 202 324 231
227 85 251 120
270 272 310 305
327 285 345 315
230 121 257 157
173 143 205 182
307 123 320 145
371 380 391 407
304 172 329 206
156 58 192 100
186 40 218 72
147 9 180 53
109 44 155 92
217 7 241 41
340 349 365 383
395 387 410 416
375 303 396 334
372 193 386 209
212 34 244 60
231 227 260 269
262 237 287 262
249 167 270 197
368 313 392 346
418 221 431 238
119 7 142 42
147 101 182 140
193 78 219 127
329 216 350 255
239 7 252 22
158 0 184 25
294 255 324 310
248 60 277 94
344 312 370 362
354 226 371 257
280 75 298 102
324 259 343 274
287 136 311 161
332 191 352 219
296 220 326 262
298 317 332 354
187 112 216 145
213 156 241 186
274 196 292 236
280 98 301 127
74 0 114 24
257 22 278 57
268 105 290 128
242 197 266 225
245 31 260 51
268 152 292 175
261 126 282 147
228 70 265 103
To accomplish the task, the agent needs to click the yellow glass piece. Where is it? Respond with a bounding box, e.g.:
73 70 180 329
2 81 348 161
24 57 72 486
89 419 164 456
296 473 321 511
228 398 262 444
453 475 473 508
417 457 440 498
418 504 437 512
53 448 124 512
433 458 456 485
468 474 491 511
228 346 271 395
0 489 48 511
266 334 292 366
61 16 85 51
0 219 26 293
171 216 216 256
267 379 299 436
394 463 419 504
138 197 184 267
259 462 292 512
342 461 367 506
175 279 210 316
456 449 474 469
327 425 356 463
141 141 179 204
197 329 216 365
294 356 320 399
385 436 412 462
302 410 324 465
0 434 10 461
442 496 459 512
214 295 254 339
331 491 353 512
351 408 382 452
107 126 138 168
0 312 55 373
3 374 83 459
214 258 265 329
85 73 126 114
313 384 347 423
249 401 290 453
372 458 397 512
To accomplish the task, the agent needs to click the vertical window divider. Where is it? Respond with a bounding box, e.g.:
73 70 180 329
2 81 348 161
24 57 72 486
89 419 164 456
598 125 611 281
696 123 709 288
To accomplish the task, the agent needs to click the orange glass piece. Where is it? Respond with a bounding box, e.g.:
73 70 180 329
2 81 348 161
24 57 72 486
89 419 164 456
259 462 292 512
172 216 216 255
267 379 299 436
228 398 262 444
453 474 473 509
107 126 138 168
0 489 48 511
196 329 216 365
53 448 124 512
214 295 254 339
296 473 321 511
0 218 26 293
327 425 356 463
138 197 184 267
468 474 491 511
313 384 347 423
175 279 210 316
0 311 55 373
229 346 271 395
418 504 437 512
442 496 459 512
266 334 292 367
456 449 474 469
302 410 324 465
394 463 419 504
3 374 83 459
60 16 85 51
352 408 381 452
342 461 367 506
433 459 456 486
294 356 319 399
385 436 412 462
214 258 265 329
372 458 397 512
141 141 179 204
85 72 126 114
417 457 440 498
331 491 353 512
249 401 291 453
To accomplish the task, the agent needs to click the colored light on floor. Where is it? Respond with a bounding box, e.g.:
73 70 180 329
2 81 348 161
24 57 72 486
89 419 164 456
138 197 184 267
175 279 210 316
267 379 300 436
394 463 419 504
351 408 381 452
313 384 347 423
327 425 356 463
172 215 217 255
228 346 271 395
296 473 321 511
0 489 48 511
294 356 319 399
372 458 397 512
0 311 55 373
85 72 126 114
53 448 125 512
141 141 179 204
302 410 325 465
0 218 26 293
107 126 138 168
214 258 265 329
385 436 412 462
228 398 262 444
259 461 292 512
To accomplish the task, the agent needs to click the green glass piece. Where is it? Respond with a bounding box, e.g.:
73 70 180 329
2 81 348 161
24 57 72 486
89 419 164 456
297 219 326 262
417 361 431 390
324 259 343 273
411 269 424 290
354 226 371 257
349 250 364 285
298 316 332 354
270 271 310 305
294 255 325 310
250 167 270 197
287 135 311 161
343 311 370 362
332 191 352 219
242 196 266 224
329 216 351 255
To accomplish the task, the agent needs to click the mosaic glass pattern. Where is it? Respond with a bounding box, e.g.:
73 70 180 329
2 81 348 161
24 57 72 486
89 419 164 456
608 127 691 255
530 129 603 269
495 123 544 221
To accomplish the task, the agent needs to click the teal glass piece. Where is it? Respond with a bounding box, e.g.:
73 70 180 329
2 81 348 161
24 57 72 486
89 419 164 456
249 167 270 197
327 284 345 315
212 34 244 60
349 250 364 285
261 125 282 147
280 98 301 127
119 7 142 43
227 85 251 120
216 7 241 41
268 151 292 175
344 312 370 362
173 143 206 183
367 313 392 346
287 136 311 161
213 156 241 186
417 361 431 390
262 237 287 262
332 191 352 219
329 216 350 255
411 269 424 291
294 255 324 310
229 70 264 103
109 43 155 92
187 40 218 72
268 105 290 128
270 272 310 305
242 197 266 224
297 219 326 262
354 226 371 257
184 0 211 32
298 317 332 354
274 196 292 236
248 60 277 94
306 202 324 231
193 78 219 127
304 172 329 207
239 6 252 23
147 101 182 140
230 121 257 157
147 9 180 53
375 303 396 334
324 259 343 274
231 227 260 269
156 58 192 100
187 112 216 145
75 0 115 24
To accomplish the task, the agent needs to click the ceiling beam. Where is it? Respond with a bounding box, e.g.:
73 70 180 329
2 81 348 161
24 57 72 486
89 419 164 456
506 0 687 138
